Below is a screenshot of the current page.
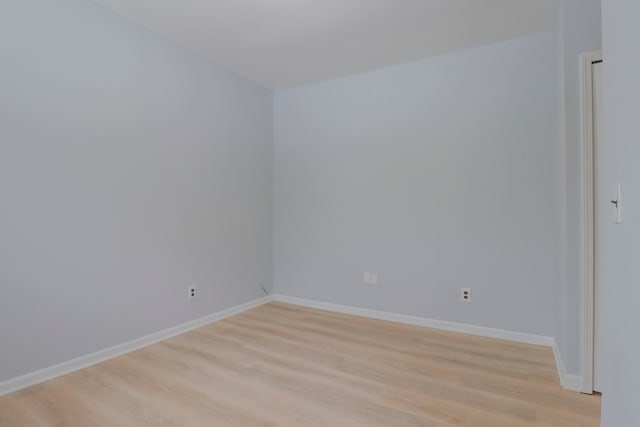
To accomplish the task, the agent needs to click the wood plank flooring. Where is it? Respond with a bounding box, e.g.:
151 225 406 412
0 302 601 426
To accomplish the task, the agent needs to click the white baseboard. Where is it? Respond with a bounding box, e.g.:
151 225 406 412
1 294 582 397
273 295 585 392
552 339 583 392
0 296 273 397
273 295 554 346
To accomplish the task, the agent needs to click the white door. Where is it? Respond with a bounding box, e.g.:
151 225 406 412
593 60 604 393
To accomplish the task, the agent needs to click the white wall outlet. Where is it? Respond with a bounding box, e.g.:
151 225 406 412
363 272 371 284
461 288 471 302
370 273 378 285
363 272 378 285
188 286 197 300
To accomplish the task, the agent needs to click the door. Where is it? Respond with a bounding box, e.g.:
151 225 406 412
593 60 604 393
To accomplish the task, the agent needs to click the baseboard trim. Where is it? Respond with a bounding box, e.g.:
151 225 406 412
552 339 583 392
273 295 554 347
273 295 588 392
1 295 582 396
0 296 273 397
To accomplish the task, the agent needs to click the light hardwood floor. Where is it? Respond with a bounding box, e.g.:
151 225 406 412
0 302 600 426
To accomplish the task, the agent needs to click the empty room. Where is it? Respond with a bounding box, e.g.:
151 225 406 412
1 0 639 426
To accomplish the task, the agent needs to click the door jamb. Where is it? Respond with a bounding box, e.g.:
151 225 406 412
580 51 603 395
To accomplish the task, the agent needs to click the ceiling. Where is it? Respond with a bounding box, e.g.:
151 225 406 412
93 0 556 90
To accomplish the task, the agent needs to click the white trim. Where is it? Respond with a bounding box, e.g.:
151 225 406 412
2 294 581 396
273 295 553 347
553 339 583 392
0 296 273 397
580 50 603 395
274 295 587 391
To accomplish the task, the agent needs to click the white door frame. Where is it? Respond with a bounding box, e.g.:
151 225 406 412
580 51 603 395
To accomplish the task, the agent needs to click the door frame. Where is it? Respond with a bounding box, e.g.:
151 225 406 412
580 51 603 395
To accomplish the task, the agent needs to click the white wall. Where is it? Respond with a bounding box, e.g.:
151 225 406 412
554 0 602 377
0 0 609 395
600 0 640 425
274 32 561 337
0 0 273 381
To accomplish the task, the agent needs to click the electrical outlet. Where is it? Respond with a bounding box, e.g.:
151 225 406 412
363 272 371 284
363 272 379 285
188 286 197 301
461 288 471 302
